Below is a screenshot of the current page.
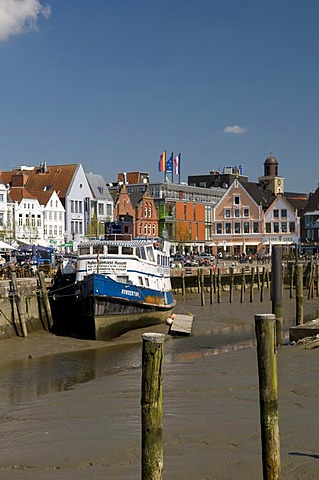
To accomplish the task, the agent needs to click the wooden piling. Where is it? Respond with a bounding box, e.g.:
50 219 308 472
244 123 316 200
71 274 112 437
200 270 205 306
307 261 314 300
181 272 185 296
256 266 261 290
289 263 294 299
255 314 281 480
260 267 265 302
272 246 283 347
240 267 245 303
141 333 165 480
217 268 221 303
209 268 214 304
10 272 28 337
37 270 53 329
295 264 304 326
250 266 255 303
229 266 234 303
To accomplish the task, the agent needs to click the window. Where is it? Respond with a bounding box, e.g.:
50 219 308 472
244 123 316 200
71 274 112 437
19 214 23 226
281 209 287 218
243 221 250 233
234 222 241 234
273 209 279 218
106 204 112 216
216 223 222 234
243 208 250 217
98 203 104 215
70 200 74 213
44 225 47 235
0 194 4 202
273 222 279 233
37 215 41 227
224 209 231 218
233 195 240 205
266 222 271 233
253 222 259 233
225 222 231 234
281 222 287 233
289 222 295 233
234 209 240 218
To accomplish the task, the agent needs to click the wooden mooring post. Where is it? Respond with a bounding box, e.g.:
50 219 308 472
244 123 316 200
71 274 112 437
229 266 234 303
10 272 28 337
209 268 214 304
289 263 295 299
250 266 255 303
255 314 281 480
272 246 283 346
295 264 304 325
217 268 221 303
260 267 266 302
37 270 53 330
141 333 165 480
181 272 185 296
200 270 205 306
240 267 245 303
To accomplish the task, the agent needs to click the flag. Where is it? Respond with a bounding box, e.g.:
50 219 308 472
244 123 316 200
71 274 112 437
166 152 173 173
158 151 166 172
174 153 180 174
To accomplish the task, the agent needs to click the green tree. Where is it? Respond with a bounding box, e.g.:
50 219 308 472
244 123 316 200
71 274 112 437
86 214 105 239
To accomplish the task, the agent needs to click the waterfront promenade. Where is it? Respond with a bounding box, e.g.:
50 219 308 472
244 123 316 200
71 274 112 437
0 291 318 479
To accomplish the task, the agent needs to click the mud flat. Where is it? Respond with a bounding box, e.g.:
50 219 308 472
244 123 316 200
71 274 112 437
0 291 318 479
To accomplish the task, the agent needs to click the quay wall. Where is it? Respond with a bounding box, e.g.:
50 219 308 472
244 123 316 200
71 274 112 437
0 278 51 339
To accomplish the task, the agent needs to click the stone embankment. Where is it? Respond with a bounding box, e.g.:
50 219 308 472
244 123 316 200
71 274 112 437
0 274 52 339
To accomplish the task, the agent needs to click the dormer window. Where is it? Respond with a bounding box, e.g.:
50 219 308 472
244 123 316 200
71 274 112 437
233 195 240 205
44 185 51 191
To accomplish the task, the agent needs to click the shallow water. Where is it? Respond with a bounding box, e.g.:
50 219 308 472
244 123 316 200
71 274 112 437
0 289 317 414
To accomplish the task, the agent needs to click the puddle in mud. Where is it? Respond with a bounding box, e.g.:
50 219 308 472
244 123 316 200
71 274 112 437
0 322 291 413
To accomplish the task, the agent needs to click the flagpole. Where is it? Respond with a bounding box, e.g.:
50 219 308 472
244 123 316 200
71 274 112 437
163 150 166 181
171 152 174 183
179 153 181 184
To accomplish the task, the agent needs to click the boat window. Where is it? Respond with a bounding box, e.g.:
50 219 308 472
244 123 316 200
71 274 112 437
146 246 155 262
108 246 119 255
122 246 133 255
93 246 100 255
145 278 149 287
117 275 129 284
137 247 146 260
79 246 90 255
138 276 143 285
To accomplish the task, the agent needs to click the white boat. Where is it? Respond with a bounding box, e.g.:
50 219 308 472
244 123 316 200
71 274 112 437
50 236 176 340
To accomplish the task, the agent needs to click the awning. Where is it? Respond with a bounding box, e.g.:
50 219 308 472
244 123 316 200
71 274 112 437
0 240 14 250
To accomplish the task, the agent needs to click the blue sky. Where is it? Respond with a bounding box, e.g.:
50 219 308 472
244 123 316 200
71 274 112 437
0 0 318 193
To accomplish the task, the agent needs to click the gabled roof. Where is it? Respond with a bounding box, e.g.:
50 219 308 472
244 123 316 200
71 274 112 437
241 181 275 210
9 187 37 203
129 191 144 208
2 165 79 199
86 173 113 201
25 164 79 198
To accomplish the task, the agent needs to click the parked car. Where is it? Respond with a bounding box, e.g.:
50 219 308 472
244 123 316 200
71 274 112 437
196 252 215 261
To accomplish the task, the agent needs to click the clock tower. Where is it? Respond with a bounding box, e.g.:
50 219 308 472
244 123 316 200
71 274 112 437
258 153 285 194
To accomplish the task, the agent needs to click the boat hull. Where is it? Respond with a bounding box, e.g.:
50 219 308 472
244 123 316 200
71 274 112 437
49 273 175 340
